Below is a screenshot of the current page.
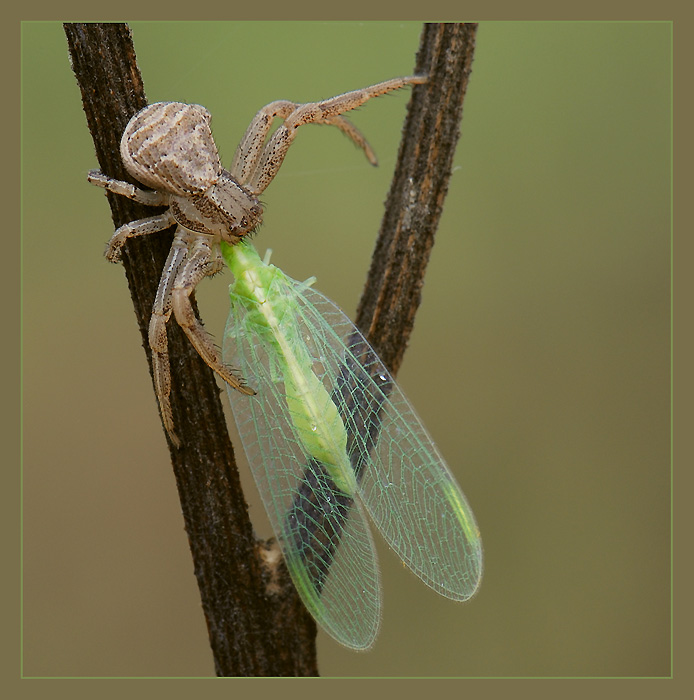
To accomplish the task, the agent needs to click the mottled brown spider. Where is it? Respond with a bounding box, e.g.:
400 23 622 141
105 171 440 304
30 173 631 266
89 75 426 445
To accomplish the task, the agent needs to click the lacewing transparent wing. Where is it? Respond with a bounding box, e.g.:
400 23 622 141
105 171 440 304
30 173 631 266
221 241 482 650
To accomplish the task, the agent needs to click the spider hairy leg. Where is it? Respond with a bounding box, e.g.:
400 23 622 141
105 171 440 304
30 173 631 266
245 75 426 194
231 100 296 185
171 288 255 396
232 105 375 181
305 74 427 121
88 170 169 206
88 169 176 261
171 241 255 398
328 116 378 165
146 233 189 447
104 211 177 262
148 311 179 447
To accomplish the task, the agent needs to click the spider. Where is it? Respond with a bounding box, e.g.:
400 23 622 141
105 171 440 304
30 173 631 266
89 75 426 446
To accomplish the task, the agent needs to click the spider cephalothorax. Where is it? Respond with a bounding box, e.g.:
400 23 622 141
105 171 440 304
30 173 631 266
89 75 426 445
120 102 263 242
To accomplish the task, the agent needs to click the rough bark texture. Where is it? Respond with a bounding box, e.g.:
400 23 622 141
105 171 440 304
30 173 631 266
65 22 317 677
356 22 478 373
65 20 477 677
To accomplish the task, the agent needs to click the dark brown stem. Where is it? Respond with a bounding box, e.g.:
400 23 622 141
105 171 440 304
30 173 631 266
357 22 478 373
64 22 317 677
64 21 476 676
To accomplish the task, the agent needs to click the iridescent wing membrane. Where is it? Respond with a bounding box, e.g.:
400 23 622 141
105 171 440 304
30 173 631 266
222 242 482 650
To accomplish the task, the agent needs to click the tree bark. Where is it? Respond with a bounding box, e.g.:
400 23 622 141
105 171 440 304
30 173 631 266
65 22 317 677
357 22 478 373
65 20 477 677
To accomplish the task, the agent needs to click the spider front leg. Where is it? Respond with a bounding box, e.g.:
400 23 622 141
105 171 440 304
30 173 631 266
147 229 189 446
88 170 169 206
149 236 253 447
88 170 175 262
242 75 426 194
231 100 378 186
170 239 255 398
230 100 297 185
105 211 177 263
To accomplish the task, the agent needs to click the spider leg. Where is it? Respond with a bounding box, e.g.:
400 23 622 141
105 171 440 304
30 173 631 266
88 170 168 206
230 100 296 185
148 228 189 446
89 169 175 262
328 115 378 166
230 104 376 185
150 315 177 445
245 75 426 194
171 239 255 397
104 210 177 262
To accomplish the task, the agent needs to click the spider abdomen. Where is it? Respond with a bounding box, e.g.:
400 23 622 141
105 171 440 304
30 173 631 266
121 102 223 196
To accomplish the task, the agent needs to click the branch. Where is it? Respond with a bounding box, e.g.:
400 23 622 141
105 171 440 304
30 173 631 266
357 22 478 374
64 22 317 677
65 21 477 676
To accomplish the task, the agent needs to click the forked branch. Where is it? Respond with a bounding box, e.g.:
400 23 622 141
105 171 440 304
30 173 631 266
64 20 477 677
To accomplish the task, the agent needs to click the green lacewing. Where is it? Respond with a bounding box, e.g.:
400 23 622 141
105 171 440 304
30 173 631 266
222 241 482 650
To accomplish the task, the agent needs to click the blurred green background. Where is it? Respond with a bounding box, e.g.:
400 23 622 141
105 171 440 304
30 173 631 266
22 22 670 677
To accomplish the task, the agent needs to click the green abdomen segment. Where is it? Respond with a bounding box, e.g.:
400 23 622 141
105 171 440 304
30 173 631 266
224 241 355 496
280 342 354 495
